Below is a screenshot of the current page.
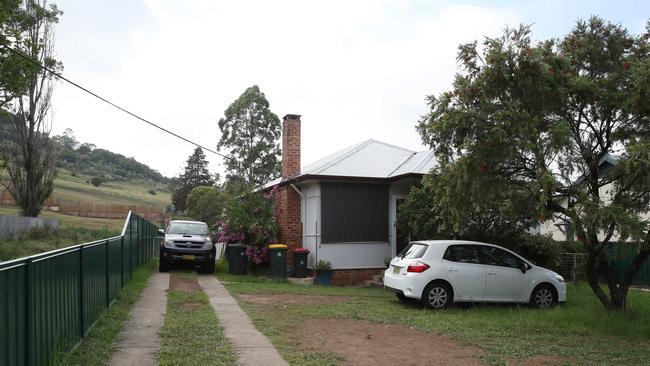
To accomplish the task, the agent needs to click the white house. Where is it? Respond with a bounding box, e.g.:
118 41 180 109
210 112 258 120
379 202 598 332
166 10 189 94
268 114 435 285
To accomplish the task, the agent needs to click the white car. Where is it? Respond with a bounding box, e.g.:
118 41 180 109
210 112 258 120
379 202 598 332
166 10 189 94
384 240 566 309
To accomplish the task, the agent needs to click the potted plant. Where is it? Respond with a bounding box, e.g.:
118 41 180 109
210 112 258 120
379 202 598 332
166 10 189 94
314 260 333 286
384 256 393 268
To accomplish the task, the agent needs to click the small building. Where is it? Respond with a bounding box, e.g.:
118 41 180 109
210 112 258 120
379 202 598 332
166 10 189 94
268 114 435 285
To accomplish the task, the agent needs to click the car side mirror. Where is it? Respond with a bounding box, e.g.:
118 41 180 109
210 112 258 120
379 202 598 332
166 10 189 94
520 262 527 273
158 229 165 235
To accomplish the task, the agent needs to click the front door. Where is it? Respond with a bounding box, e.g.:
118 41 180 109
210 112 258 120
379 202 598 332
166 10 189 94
395 199 409 255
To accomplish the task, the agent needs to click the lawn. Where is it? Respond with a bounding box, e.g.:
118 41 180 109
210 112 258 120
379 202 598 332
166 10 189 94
52 259 158 366
159 271 237 366
0 205 124 261
216 262 650 366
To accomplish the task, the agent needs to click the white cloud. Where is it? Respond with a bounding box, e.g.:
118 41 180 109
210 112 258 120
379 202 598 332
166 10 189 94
51 0 519 178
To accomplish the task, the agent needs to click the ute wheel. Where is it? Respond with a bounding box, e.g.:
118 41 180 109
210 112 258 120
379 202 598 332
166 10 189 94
421 281 453 309
201 261 215 274
159 258 170 272
530 284 557 309
396 293 408 302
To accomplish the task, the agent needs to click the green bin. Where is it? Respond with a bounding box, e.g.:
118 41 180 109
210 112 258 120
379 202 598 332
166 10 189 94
227 243 247 275
269 244 288 278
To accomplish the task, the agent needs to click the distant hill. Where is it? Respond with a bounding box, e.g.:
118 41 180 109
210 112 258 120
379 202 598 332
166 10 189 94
0 112 167 183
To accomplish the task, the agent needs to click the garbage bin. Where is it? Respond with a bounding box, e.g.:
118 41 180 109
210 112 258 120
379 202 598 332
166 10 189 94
292 248 310 278
268 244 288 278
227 243 247 275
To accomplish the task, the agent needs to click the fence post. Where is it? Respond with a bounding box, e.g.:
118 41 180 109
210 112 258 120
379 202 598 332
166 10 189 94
79 245 84 338
25 258 32 366
120 236 124 288
105 239 110 307
129 216 133 279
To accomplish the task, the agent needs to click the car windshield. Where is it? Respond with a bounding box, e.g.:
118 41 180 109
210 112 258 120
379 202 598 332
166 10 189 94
167 222 209 236
398 243 429 259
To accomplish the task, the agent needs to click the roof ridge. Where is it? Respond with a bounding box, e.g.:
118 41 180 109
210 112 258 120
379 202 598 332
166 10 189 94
368 139 416 154
312 139 375 174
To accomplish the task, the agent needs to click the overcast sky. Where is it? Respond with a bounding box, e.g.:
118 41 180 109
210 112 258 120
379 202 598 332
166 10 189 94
49 0 648 178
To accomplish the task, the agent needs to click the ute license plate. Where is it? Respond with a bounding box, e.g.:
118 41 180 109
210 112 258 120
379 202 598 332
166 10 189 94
182 255 195 260
393 266 401 274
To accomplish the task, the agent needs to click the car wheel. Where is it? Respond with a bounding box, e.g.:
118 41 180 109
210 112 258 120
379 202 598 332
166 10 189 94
530 284 557 309
396 293 408 302
159 258 170 272
422 281 452 309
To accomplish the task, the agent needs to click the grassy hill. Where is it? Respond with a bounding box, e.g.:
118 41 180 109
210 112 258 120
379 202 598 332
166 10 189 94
53 169 170 207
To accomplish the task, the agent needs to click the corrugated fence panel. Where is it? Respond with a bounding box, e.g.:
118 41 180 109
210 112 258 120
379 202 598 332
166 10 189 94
30 248 82 366
0 262 27 366
610 243 650 286
108 238 122 302
82 242 108 332
0 211 157 365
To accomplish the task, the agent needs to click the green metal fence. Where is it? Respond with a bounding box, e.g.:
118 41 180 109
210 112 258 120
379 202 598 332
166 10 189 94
610 243 650 286
0 211 158 366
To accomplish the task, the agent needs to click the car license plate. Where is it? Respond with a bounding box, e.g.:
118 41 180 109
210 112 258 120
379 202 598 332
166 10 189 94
393 266 401 274
182 255 195 260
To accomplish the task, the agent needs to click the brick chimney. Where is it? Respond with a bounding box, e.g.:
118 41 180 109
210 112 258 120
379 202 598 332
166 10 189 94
281 114 301 178
275 114 302 264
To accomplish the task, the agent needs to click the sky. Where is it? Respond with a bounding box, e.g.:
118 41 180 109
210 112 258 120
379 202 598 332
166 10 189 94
49 0 649 178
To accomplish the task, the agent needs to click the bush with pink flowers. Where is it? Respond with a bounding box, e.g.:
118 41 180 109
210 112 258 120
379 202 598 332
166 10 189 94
216 186 279 265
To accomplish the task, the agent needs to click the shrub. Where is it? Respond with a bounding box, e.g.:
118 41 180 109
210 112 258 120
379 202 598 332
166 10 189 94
147 189 157 195
90 177 103 187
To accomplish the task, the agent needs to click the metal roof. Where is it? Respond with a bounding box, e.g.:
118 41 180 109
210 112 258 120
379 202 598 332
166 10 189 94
265 139 436 188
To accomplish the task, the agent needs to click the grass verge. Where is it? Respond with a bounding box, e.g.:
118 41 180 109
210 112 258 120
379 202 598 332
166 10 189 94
0 205 125 231
159 271 237 366
0 226 119 261
52 259 158 365
217 261 650 366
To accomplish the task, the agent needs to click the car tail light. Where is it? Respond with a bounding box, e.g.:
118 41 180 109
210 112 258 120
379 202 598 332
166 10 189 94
407 261 430 273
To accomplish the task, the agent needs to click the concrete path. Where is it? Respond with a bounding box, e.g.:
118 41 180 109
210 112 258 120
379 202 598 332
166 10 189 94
198 275 289 366
109 272 170 366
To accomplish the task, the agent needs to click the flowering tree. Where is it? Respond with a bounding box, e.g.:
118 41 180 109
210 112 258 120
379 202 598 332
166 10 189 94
216 186 279 265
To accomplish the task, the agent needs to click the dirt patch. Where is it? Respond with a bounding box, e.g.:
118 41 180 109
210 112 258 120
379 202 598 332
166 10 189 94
238 293 351 306
295 318 486 366
169 273 201 293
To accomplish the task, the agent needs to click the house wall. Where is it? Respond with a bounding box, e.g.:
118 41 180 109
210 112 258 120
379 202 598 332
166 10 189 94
298 177 417 270
539 182 650 242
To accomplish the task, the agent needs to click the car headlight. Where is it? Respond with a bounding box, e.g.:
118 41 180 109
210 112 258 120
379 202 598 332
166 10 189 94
164 240 174 248
203 240 213 249
553 274 565 283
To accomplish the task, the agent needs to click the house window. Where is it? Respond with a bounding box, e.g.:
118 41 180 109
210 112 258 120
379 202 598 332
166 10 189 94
320 182 389 243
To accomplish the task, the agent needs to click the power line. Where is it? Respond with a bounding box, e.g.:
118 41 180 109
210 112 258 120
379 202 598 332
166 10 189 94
0 41 234 162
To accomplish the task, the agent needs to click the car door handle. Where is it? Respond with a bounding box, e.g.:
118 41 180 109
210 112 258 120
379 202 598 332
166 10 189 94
447 268 458 272
487 271 496 276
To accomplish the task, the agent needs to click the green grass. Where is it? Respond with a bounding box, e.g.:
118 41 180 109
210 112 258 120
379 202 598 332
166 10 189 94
159 271 237 366
53 169 170 207
216 262 650 366
0 226 120 261
0 205 125 231
52 259 158 366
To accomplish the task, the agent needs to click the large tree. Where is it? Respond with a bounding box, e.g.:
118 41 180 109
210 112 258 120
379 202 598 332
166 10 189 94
171 147 214 212
1 0 62 217
217 85 281 188
416 18 649 311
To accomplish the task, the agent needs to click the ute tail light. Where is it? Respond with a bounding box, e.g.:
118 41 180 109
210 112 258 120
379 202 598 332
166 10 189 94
407 261 430 273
